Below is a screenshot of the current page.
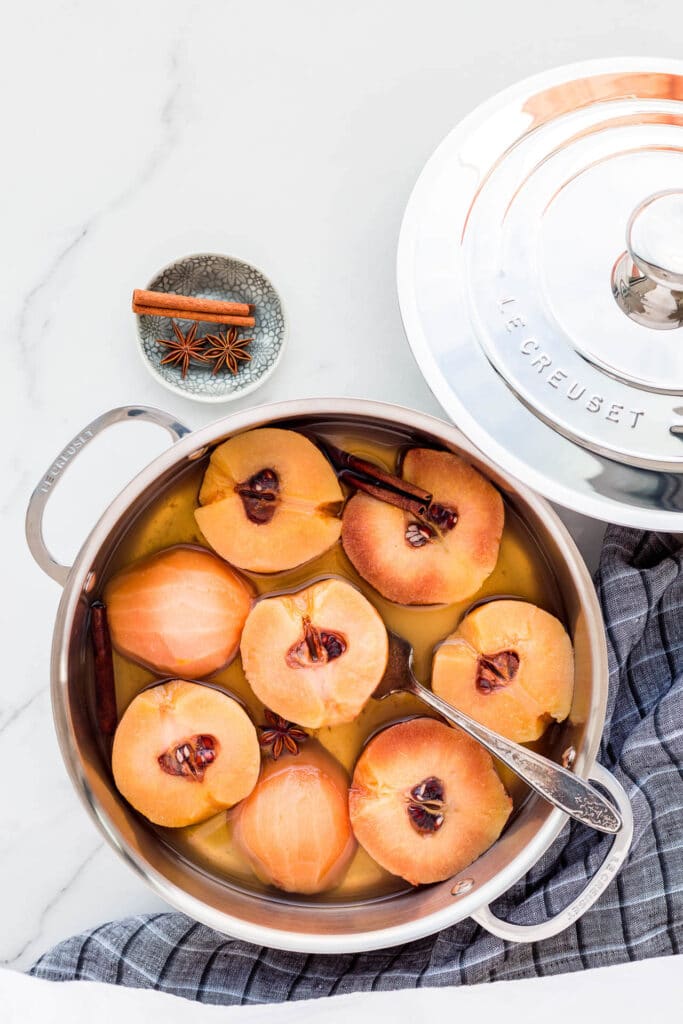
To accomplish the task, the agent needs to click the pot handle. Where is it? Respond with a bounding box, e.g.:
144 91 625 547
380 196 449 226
25 406 191 586
471 763 633 943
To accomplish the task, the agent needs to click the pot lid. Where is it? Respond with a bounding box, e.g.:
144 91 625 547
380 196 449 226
398 58 683 529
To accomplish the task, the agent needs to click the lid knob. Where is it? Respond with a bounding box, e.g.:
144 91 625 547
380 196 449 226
612 190 683 329
628 191 683 290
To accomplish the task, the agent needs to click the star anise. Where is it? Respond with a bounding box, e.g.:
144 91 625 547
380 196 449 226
203 327 253 376
258 709 308 760
156 321 210 378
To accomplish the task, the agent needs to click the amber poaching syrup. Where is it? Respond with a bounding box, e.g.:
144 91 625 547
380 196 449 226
101 420 566 905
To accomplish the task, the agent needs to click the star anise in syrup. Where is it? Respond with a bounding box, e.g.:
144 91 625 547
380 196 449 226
258 709 308 760
156 321 210 378
203 327 253 376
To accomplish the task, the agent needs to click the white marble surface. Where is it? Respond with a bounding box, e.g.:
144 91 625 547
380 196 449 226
1 0 676 989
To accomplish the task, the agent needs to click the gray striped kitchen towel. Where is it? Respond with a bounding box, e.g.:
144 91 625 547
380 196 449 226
29 525 683 1004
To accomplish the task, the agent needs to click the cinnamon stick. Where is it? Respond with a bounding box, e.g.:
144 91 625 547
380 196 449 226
90 601 118 738
133 303 255 327
343 476 430 516
133 289 253 317
320 442 432 519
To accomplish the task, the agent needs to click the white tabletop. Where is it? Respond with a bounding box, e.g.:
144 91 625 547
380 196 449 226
1 0 676 1003
2 955 682 1023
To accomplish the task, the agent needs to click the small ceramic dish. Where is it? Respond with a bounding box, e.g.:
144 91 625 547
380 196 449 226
135 253 286 403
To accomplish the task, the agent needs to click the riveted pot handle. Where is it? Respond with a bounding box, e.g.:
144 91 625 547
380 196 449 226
471 764 633 943
25 406 191 586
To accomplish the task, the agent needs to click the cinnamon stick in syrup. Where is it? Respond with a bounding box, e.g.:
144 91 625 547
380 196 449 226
320 442 432 519
90 601 118 738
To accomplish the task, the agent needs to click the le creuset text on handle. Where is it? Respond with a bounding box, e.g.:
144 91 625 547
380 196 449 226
471 763 633 941
25 406 190 585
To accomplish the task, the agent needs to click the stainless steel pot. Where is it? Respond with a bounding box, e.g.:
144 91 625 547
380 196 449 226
25 399 633 952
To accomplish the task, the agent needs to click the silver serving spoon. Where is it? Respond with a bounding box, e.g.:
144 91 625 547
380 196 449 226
374 632 622 835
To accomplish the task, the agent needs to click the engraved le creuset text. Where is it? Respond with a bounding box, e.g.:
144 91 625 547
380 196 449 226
498 298 645 431
39 430 95 493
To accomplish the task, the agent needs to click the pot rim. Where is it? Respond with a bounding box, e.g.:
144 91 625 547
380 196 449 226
49 397 608 952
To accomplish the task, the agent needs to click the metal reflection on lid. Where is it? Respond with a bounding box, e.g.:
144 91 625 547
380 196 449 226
613 190 683 330
398 58 683 527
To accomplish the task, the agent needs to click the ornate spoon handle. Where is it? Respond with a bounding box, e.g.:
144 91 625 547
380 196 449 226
411 681 622 834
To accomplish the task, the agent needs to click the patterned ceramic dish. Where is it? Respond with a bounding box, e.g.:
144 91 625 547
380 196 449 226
135 253 286 403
